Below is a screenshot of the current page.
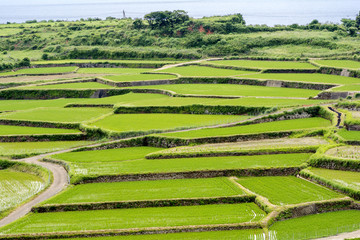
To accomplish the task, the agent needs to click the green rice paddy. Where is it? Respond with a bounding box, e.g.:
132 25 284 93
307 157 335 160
331 84 360 92
44 178 245 204
88 113 249 133
20 82 114 89
0 203 265 234
0 170 45 212
0 107 112 123
103 73 177 82
161 118 331 139
126 84 321 98
270 210 360 240
158 65 253 76
76 68 152 74
241 73 360 85
0 125 81 135
313 60 360 70
206 60 317 69
337 129 360 141
15 67 77 75
236 176 343 205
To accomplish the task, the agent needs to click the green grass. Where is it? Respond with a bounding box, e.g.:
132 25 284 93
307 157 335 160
236 176 343 205
0 141 91 157
126 84 320 98
53 147 162 163
207 60 317 70
20 82 114 90
270 210 360 240
0 203 265 234
0 169 45 212
15 67 77 75
331 84 360 92
240 73 360 85
337 129 360 141
76 68 152 74
103 73 177 82
314 60 360 70
33 59 183 65
44 177 245 204
0 125 81 136
305 168 360 192
0 107 112 123
56 153 311 180
158 66 253 77
57 229 265 240
88 114 249 133
161 118 331 139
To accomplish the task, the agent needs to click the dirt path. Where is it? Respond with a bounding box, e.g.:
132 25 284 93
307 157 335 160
314 230 360 240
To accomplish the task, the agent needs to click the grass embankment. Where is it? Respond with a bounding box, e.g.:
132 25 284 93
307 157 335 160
160 118 331 139
44 177 245 204
0 107 112 123
206 60 318 70
158 65 253 77
0 125 81 135
88 114 249 133
236 176 343 205
0 203 265 234
126 84 321 98
270 210 360 240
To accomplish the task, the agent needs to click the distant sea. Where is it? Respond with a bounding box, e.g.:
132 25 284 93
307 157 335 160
0 0 358 26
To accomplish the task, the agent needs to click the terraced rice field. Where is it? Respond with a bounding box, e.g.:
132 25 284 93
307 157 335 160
0 203 265 234
236 176 343 205
303 168 360 192
152 137 328 157
15 67 77 75
158 65 253 76
0 107 112 123
0 170 45 212
103 73 177 82
0 125 81 135
161 118 331 139
127 84 321 98
0 99 87 112
44 178 245 204
88 113 249 133
53 153 311 181
240 73 360 85
33 59 183 65
325 146 360 159
0 141 90 157
57 229 266 240
331 84 360 92
269 210 360 240
76 68 151 74
20 82 114 89
337 129 360 141
206 60 318 69
313 60 360 70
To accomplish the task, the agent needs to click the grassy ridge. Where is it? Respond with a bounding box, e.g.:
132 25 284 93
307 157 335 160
0 203 265 234
236 176 343 205
160 118 331 139
43 178 245 204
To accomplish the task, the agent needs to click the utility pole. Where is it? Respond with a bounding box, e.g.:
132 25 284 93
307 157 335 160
123 10 126 19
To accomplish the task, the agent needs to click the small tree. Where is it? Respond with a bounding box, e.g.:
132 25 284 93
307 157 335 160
41 53 49 60
133 19 144 29
356 11 360 29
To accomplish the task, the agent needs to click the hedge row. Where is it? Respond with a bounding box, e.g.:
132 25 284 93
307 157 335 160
65 104 114 108
73 167 303 185
0 89 99 100
336 102 360 111
308 155 360 172
145 146 319 159
300 169 360 200
114 105 271 116
33 195 255 213
0 223 261 240
32 62 168 69
0 119 80 129
262 69 318 74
